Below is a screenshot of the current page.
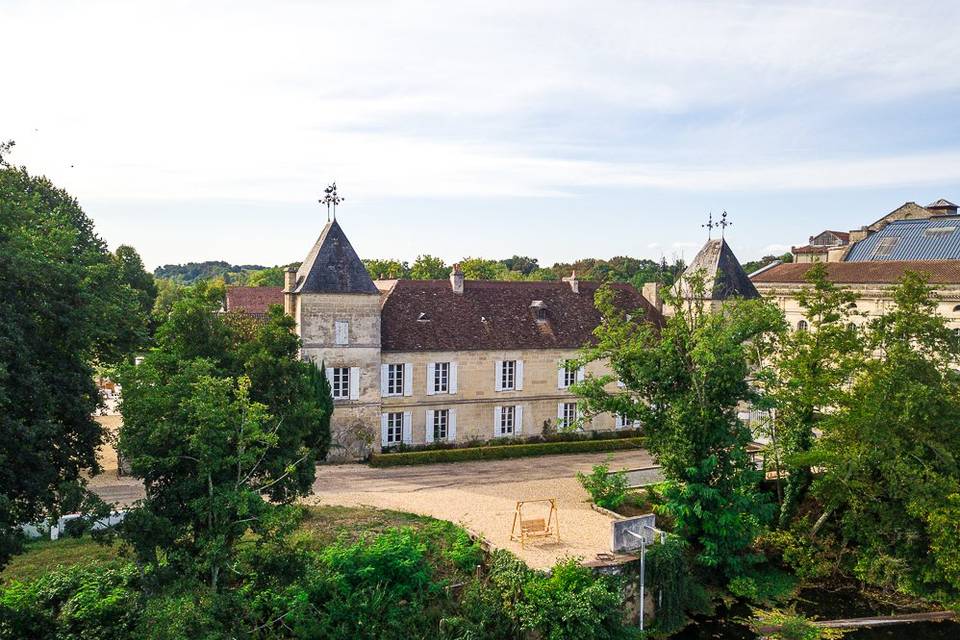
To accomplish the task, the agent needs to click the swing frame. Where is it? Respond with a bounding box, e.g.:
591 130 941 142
509 499 560 548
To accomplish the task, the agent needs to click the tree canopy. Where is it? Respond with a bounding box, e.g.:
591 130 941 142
0 161 150 567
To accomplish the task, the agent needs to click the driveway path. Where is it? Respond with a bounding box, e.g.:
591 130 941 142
307 449 655 569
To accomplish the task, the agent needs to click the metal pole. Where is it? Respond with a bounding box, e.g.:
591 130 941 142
639 538 645 631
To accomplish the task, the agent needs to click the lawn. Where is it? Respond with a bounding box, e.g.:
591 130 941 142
1 505 480 585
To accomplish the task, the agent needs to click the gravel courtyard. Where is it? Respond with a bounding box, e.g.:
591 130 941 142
306 448 655 569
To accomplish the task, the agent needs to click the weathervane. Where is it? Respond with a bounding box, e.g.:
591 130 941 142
719 210 732 238
702 212 715 239
319 182 344 222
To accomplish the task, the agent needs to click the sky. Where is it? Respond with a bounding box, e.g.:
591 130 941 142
4 0 960 270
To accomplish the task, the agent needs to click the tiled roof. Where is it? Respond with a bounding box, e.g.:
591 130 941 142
844 216 960 262
928 199 958 210
225 287 283 317
380 280 662 352
675 239 759 300
751 260 960 285
294 220 379 295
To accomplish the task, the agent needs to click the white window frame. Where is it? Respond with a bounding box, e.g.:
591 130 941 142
495 360 523 392
558 401 579 430
382 412 403 446
330 367 350 400
430 362 450 395
383 363 410 397
334 320 349 345
615 413 639 430
558 360 586 389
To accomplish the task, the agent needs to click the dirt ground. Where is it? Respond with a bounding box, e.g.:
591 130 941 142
306 449 655 569
86 423 655 569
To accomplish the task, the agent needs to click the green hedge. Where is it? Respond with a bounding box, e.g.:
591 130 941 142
369 437 645 467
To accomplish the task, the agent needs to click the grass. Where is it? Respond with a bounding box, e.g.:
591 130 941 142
2 505 482 585
2 536 123 584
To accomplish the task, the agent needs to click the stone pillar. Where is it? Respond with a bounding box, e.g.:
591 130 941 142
641 282 662 312
283 268 297 316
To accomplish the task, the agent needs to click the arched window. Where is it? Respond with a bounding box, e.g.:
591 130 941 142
952 304 960 313
797 320 808 332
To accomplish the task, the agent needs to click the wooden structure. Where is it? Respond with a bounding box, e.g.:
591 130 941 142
510 499 559 548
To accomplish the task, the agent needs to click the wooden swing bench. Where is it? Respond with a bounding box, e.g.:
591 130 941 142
510 499 560 549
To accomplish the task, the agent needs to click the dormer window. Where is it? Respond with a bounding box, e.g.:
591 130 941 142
417 312 430 322
530 300 548 321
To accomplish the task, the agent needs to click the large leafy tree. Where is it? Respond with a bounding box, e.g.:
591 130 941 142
409 254 450 280
117 286 331 589
758 263 864 525
575 276 782 580
0 159 149 567
113 244 158 324
809 272 960 598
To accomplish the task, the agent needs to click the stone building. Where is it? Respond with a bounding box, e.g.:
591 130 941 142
237 219 665 458
664 238 759 315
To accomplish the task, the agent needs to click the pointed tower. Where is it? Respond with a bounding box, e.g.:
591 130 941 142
673 238 758 313
288 219 382 459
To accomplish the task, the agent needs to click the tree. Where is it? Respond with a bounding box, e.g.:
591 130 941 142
117 287 332 589
758 263 864 524
808 272 960 597
0 161 149 568
575 275 781 580
246 266 285 287
363 258 409 280
458 257 507 280
114 245 158 324
410 254 450 280
500 255 540 276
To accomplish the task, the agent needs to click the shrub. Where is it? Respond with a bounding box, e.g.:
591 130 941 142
748 608 846 640
577 459 629 510
371 437 644 467
645 535 708 634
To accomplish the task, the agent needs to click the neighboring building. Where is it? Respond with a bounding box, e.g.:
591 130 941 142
257 219 665 459
792 230 849 263
751 260 960 332
224 286 284 320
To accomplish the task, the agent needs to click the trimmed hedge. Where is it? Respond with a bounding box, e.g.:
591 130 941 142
369 437 645 467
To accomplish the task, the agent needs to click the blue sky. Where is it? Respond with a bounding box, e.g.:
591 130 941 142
4 0 960 270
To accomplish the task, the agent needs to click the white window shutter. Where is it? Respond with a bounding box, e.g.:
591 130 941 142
557 403 565 422
515 405 524 435
494 406 502 437
615 413 624 429
403 363 413 396
426 363 436 396
557 361 565 389
449 409 457 441
381 413 389 445
515 360 524 390
325 367 334 386
380 364 390 395
402 412 412 444
449 362 458 394
576 366 585 383
425 410 435 443
494 361 503 392
617 379 626 389
349 367 360 400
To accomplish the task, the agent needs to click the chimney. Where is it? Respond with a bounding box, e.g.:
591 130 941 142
283 267 297 316
641 282 662 312
450 263 464 294
562 270 579 294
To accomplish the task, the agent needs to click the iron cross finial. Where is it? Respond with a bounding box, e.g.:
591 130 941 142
719 210 732 239
702 212 715 239
319 182 344 222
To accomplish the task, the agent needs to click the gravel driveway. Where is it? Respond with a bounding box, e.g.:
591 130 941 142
307 448 655 569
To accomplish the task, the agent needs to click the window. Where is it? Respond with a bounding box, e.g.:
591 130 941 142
953 304 960 313
433 362 450 394
384 412 403 445
334 321 349 345
873 237 900 257
559 402 578 429
615 413 635 429
432 409 450 441
559 360 581 389
796 320 808 332
386 364 404 396
500 406 515 436
500 360 516 390
331 367 350 399
925 226 957 237
536 307 548 320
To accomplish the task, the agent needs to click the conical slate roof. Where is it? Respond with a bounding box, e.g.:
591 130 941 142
294 219 378 294
676 238 759 301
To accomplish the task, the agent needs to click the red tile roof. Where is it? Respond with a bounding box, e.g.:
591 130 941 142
225 287 283 317
751 260 960 285
380 280 661 352
791 245 829 254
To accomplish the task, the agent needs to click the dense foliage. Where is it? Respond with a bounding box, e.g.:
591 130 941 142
576 275 782 580
0 521 635 640
370 437 645 467
576 460 629 510
117 286 331 590
0 161 151 568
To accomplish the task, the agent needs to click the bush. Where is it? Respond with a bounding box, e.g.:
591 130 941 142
381 428 644 454
577 458 629 510
371 437 644 467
